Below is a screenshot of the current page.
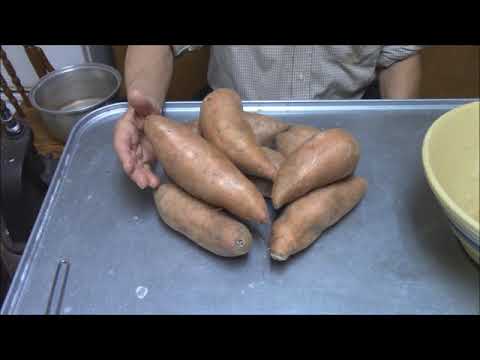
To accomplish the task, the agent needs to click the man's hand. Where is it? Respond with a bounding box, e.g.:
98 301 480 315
113 45 174 189
113 89 161 189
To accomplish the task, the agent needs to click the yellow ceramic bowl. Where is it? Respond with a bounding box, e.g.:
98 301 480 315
422 101 479 264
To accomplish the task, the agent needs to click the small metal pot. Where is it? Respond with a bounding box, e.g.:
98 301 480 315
29 63 122 143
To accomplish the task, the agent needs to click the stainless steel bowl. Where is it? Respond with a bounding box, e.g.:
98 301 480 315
29 63 122 142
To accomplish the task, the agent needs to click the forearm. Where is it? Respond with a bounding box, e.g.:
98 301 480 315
378 53 422 99
125 45 174 106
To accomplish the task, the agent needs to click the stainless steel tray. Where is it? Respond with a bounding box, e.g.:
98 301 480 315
2 99 479 314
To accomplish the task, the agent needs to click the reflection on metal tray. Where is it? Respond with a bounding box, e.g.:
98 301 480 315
2 99 479 315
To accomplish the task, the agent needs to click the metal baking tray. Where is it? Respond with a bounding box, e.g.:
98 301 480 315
2 99 479 314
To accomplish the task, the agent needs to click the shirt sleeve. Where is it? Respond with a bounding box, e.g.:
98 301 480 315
171 45 205 57
377 45 424 68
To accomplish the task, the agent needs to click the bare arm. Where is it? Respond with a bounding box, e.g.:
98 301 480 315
113 45 174 190
125 45 174 111
378 53 422 99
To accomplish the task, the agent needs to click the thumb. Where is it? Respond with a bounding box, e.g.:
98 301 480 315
128 89 162 117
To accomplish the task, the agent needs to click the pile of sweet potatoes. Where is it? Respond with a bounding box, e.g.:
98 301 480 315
145 88 367 261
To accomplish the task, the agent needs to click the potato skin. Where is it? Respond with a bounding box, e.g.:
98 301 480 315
247 147 285 198
186 112 289 147
272 128 360 209
249 177 274 198
275 125 321 157
185 120 201 135
270 176 368 261
260 147 285 173
242 112 290 146
199 89 277 180
144 113 269 224
154 183 252 257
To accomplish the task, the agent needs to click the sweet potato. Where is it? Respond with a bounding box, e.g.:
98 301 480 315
186 112 289 147
249 177 274 198
154 183 252 257
144 113 269 224
248 147 285 198
270 176 368 261
242 112 290 146
275 125 321 157
272 128 360 209
185 120 201 135
199 89 277 180
260 147 285 173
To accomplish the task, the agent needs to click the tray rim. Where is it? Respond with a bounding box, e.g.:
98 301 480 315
2 98 478 314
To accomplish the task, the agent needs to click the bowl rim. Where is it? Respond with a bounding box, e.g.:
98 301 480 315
422 101 480 235
29 62 122 115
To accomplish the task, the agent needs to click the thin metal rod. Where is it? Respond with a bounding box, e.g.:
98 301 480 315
45 259 70 315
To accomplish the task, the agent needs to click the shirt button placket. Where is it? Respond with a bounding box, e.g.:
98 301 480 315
295 46 312 99
292 47 304 100
290 47 297 99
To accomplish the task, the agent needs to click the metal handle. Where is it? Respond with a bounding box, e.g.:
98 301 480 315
46 259 70 315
